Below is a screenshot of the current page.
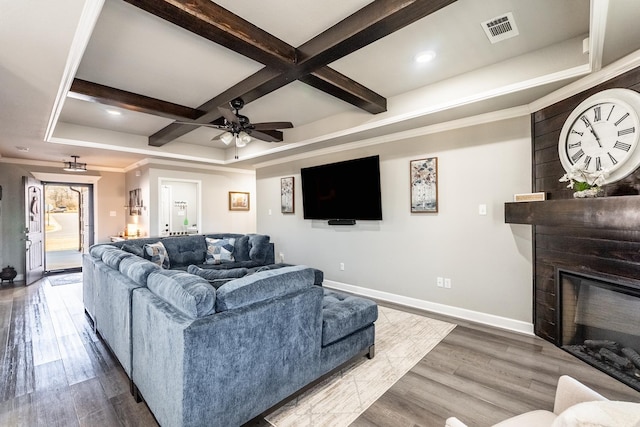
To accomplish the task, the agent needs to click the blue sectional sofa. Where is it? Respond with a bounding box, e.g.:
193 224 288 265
82 233 377 426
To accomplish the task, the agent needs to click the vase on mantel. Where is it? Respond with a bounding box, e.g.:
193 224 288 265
573 187 604 198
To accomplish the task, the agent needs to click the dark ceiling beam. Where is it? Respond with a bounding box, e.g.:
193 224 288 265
127 0 388 119
149 67 288 146
299 67 387 114
131 0 459 146
123 0 295 69
296 0 457 72
68 78 205 121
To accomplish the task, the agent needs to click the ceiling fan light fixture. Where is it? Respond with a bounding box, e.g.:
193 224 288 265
220 132 234 145
238 131 252 147
63 155 87 172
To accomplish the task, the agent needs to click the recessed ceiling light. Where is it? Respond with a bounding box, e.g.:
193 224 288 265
415 50 436 64
106 109 121 116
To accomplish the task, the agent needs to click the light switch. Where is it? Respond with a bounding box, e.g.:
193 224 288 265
478 204 487 215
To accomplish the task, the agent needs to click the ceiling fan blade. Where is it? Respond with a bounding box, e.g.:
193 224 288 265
174 117 226 129
217 106 239 124
252 122 293 130
251 129 283 142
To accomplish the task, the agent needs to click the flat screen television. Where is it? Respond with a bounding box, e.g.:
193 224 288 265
301 155 382 222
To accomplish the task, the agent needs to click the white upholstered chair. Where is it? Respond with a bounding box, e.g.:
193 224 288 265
444 375 640 427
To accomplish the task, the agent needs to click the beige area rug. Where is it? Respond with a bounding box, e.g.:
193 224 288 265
265 305 456 427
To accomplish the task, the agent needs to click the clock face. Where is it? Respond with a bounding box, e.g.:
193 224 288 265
559 89 640 184
564 101 638 173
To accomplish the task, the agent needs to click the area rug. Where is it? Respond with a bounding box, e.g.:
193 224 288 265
264 305 456 427
48 272 83 286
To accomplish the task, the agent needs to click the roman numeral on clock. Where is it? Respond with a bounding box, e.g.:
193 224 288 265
615 112 630 126
618 127 635 136
593 106 601 121
614 141 632 151
570 130 583 137
571 149 585 163
608 152 619 165
595 156 602 171
568 142 581 149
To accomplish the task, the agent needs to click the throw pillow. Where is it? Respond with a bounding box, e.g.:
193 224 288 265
144 241 170 269
233 235 251 262
121 243 144 257
187 265 248 280
248 234 270 263
205 237 236 265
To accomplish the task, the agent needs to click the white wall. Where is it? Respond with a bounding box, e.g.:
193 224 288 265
147 165 256 235
256 116 533 328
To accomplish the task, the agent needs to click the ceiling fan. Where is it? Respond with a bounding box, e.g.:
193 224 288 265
179 98 293 148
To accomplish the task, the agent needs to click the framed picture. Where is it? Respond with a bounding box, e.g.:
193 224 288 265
129 188 142 216
229 191 250 211
280 177 294 213
410 157 438 213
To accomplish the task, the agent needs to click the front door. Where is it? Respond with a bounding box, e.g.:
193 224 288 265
23 176 44 285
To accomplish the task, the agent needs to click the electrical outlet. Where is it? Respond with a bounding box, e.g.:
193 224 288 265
444 278 452 289
279 252 284 263
478 204 487 215
340 262 345 271
437 277 444 287
268 209 272 215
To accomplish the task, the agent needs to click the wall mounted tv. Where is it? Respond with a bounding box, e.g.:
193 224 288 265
301 155 382 224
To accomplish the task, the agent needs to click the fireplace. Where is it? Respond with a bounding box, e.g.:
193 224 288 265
558 269 640 392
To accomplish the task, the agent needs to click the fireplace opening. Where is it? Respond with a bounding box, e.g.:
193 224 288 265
558 270 640 392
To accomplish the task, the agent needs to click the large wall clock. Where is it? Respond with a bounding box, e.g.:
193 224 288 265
558 88 640 184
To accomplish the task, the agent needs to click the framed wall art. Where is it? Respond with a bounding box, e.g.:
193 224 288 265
280 177 294 214
410 157 438 213
129 188 142 216
228 191 250 211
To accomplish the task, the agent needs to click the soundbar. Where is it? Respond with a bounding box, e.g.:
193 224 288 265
328 219 356 226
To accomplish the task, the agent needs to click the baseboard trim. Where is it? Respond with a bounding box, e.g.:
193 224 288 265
323 280 534 336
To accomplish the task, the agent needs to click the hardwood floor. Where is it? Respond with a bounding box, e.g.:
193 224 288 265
1 275 638 426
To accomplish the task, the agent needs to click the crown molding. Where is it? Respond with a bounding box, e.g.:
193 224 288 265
530 48 640 112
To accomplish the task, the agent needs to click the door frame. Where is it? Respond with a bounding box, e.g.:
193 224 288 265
43 182 95 274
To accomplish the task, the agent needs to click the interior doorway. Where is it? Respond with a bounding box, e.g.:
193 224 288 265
44 183 94 273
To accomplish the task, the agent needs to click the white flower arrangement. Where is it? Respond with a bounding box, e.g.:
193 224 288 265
559 165 609 195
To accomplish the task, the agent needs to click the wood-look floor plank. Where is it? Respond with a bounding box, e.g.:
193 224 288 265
2 275 640 427
34 388 79 427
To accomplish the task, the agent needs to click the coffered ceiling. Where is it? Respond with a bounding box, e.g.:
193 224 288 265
2 0 640 171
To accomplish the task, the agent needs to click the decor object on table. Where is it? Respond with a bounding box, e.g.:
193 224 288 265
559 165 608 198
1 266 17 283
281 176 294 213
410 157 438 213
63 155 87 172
229 191 250 211
558 88 640 185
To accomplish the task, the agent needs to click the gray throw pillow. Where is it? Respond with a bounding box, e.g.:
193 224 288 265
121 243 144 257
248 234 270 263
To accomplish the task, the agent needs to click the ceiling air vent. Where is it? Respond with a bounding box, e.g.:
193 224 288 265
481 12 519 44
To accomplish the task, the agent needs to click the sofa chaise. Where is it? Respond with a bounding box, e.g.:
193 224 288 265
82 233 378 426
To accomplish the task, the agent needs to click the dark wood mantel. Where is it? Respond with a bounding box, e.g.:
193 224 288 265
505 196 640 230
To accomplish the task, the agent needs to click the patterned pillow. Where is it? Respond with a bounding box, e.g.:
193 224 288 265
205 237 236 265
144 241 170 269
